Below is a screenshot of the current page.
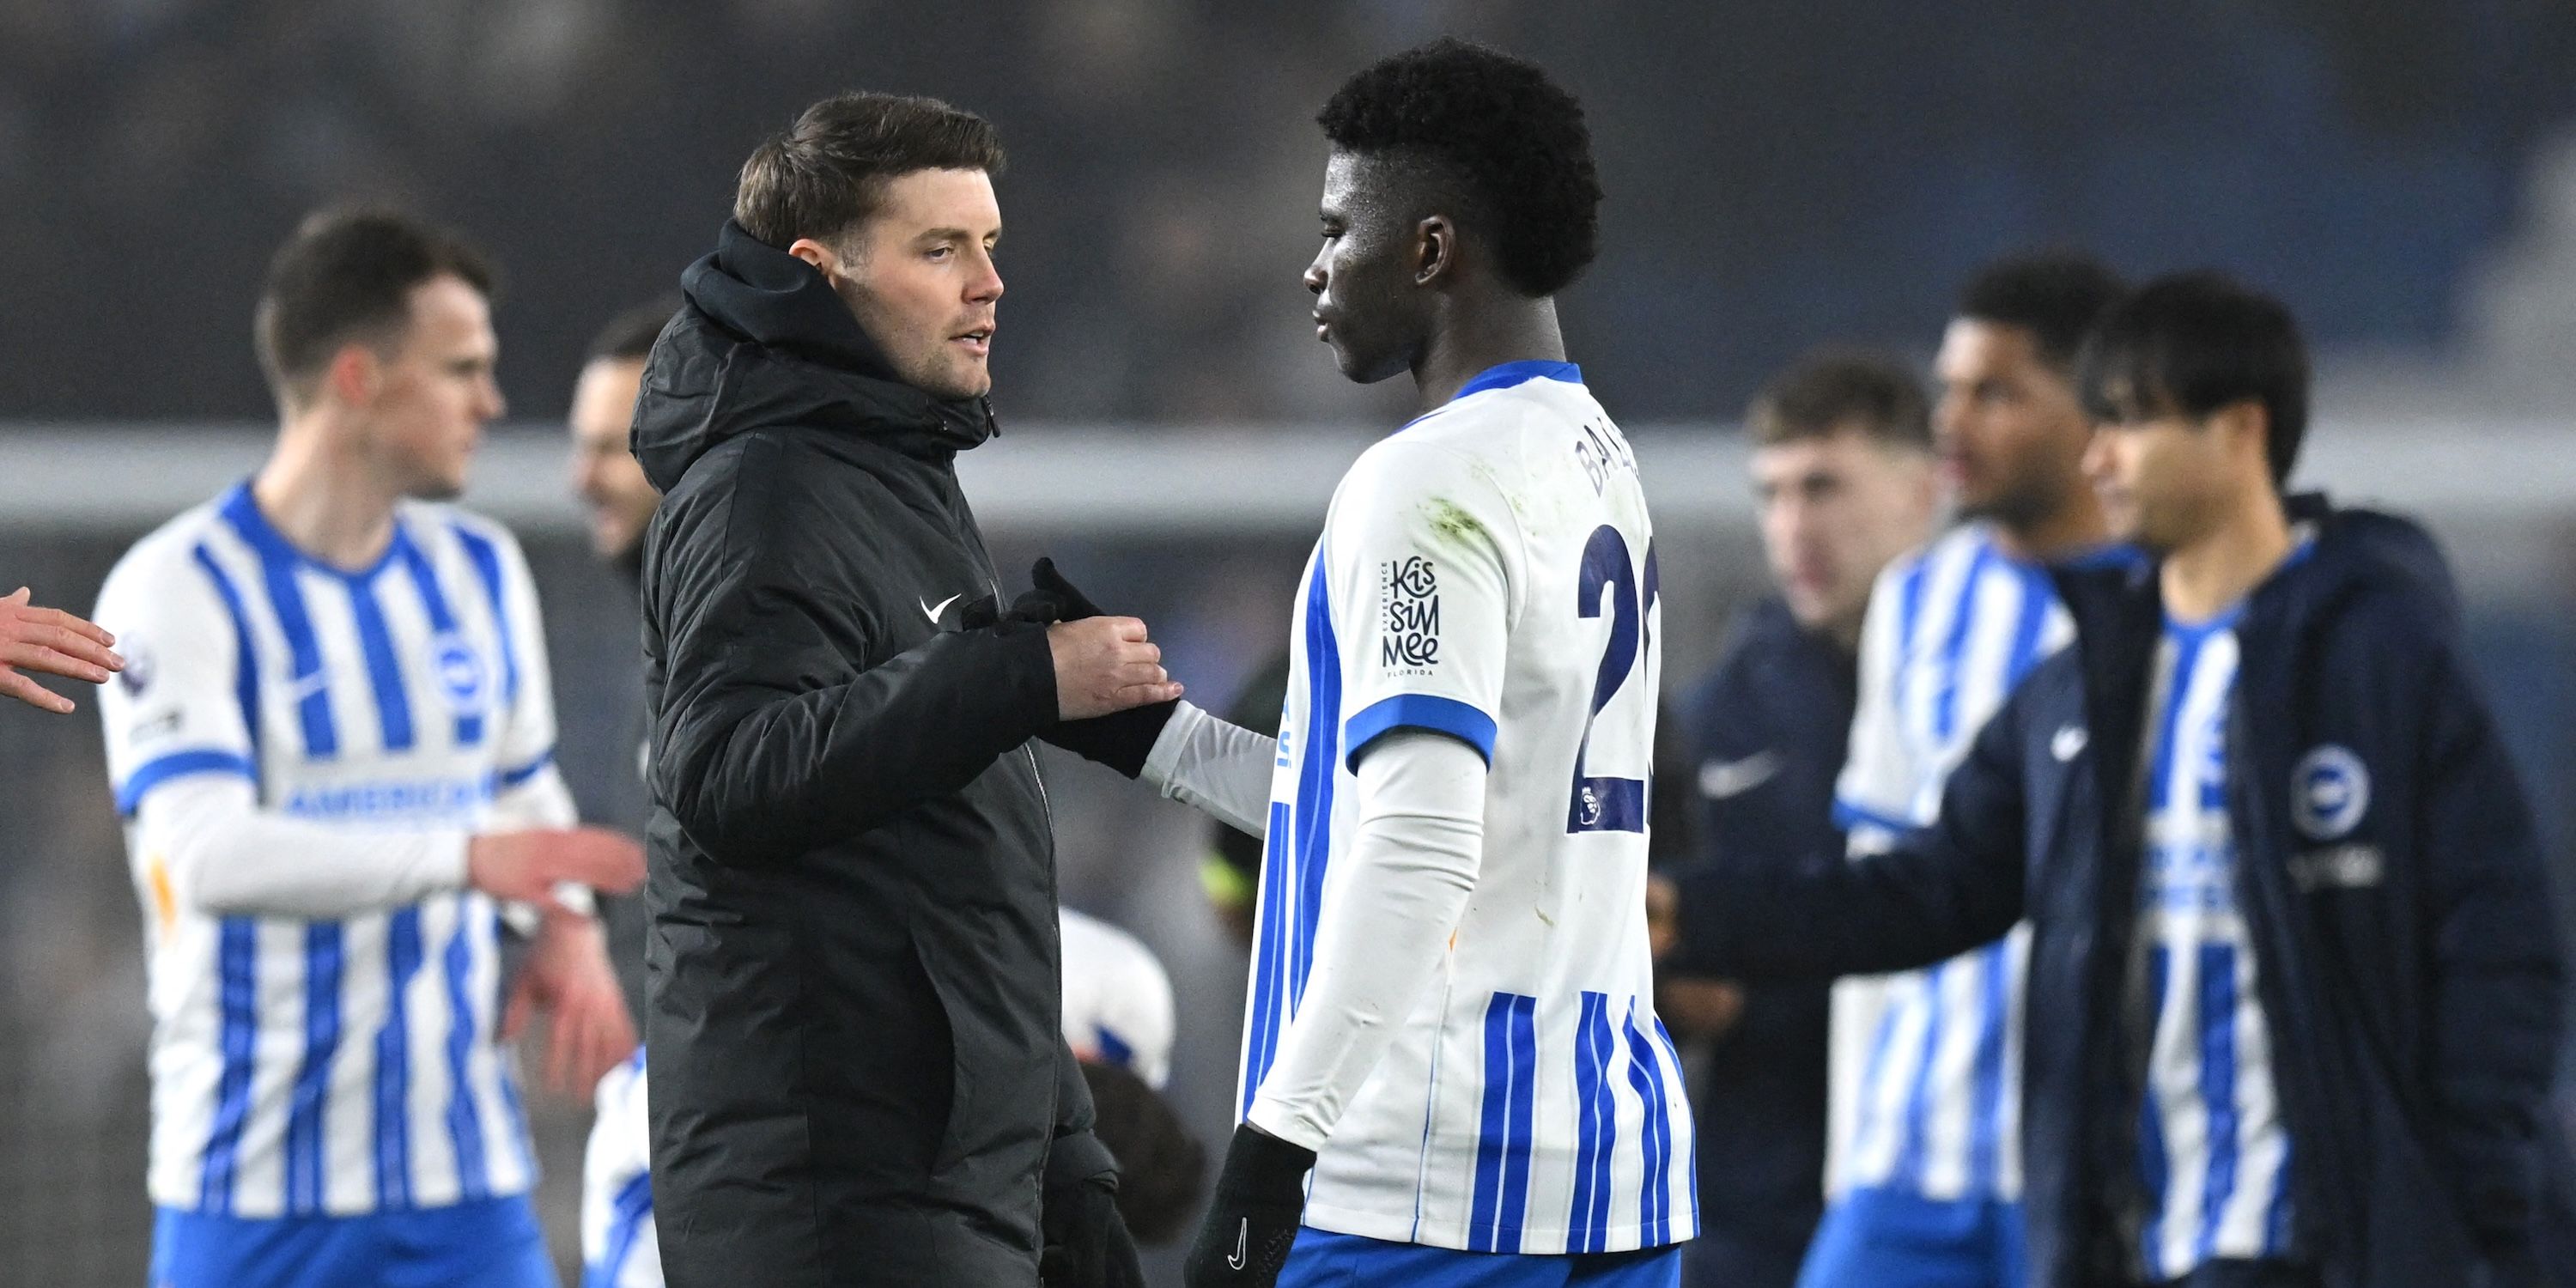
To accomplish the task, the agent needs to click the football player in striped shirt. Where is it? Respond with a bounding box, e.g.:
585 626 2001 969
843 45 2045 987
1801 252 2127 1288
1144 39 1694 1288
94 209 644 1288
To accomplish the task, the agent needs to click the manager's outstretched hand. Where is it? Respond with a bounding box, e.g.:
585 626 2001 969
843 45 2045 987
1049 615 1182 720
1028 558 1183 776
0 586 124 713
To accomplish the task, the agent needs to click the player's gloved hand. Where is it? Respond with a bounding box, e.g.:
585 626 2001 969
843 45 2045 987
1182 1124 1315 1288
1023 557 1179 777
1040 1162 1147 1288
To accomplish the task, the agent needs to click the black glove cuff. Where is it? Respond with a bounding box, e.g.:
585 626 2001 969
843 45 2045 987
1213 1123 1315 1205
1047 1126 1120 1194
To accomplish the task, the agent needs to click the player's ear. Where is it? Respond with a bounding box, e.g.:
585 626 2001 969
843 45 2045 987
1412 215 1453 286
323 341 382 410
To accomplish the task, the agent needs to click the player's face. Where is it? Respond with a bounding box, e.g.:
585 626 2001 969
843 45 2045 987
566 356 658 561
364 274 503 501
1751 427 1936 641
2083 407 2239 554
1932 320 2092 530
1305 151 1424 385
822 167 1003 401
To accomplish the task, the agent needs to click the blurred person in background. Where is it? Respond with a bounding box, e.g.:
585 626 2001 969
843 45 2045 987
1078 1058 1209 1248
565 297 679 1028
1663 252 2125 1288
1649 350 1938 1288
1060 906 1210 1247
1105 39 1695 1288
0 585 123 711
633 92 1171 1288
1062 905 1178 1092
562 299 676 1288
1659 271 2564 1288
92 208 645 1288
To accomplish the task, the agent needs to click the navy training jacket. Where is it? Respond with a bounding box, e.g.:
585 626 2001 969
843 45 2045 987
1679 502 2566 1288
1669 595 1852 1281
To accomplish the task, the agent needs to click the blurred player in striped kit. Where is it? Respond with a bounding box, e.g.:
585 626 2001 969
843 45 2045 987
1800 252 2126 1288
94 209 644 1288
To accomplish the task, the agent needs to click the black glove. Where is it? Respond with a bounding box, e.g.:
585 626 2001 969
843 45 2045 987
1025 557 1180 778
1182 1124 1315 1288
1042 1170 1148 1288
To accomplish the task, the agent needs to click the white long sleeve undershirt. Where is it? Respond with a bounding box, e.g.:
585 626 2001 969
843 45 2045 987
133 769 586 921
1139 701 1279 839
137 775 472 920
1144 708 1492 1149
1258 731 1489 1151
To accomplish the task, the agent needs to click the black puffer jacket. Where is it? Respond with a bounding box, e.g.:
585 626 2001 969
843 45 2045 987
634 221 1110 1286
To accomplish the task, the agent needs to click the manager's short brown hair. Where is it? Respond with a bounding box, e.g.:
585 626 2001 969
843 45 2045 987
254 208 495 408
734 93 1005 251
1747 349 1933 453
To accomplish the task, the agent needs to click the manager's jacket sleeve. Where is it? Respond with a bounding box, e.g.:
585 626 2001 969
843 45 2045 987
2415 645 2565 1273
649 452 1060 866
1669 684 2032 981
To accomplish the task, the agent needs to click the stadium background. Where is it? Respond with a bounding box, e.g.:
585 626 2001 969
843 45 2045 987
2 3 2573 1283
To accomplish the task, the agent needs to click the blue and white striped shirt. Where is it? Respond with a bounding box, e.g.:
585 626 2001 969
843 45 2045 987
95 481 569 1218
1829 522 2075 1202
2132 610 2294 1277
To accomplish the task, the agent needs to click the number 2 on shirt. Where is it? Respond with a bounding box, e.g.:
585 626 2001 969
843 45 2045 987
1569 524 1656 834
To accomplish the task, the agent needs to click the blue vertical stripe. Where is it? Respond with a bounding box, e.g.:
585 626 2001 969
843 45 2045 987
1623 1001 1675 1245
1242 800 1294 1115
1288 556 1340 1014
2148 631 2208 812
1887 555 1930 722
1568 992 1618 1251
1930 545 1994 741
221 487 338 759
345 577 416 752
189 545 263 777
453 525 519 707
2137 945 2174 1278
374 908 426 1209
585 1171 656 1288
1654 1018 1698 1231
1968 936 2014 1194
1891 962 1949 1188
442 896 492 1201
197 917 260 1214
394 532 483 747
1498 994 1537 1254
2263 1145 2295 1255
2003 562 2052 686
284 922 344 1215
1467 992 1538 1253
2194 943 2243 1263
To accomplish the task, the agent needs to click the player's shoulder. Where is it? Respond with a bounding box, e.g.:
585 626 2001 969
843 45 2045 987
405 499 522 556
99 496 232 605
1871 520 1988 601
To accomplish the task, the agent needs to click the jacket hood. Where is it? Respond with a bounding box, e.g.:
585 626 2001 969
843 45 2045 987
629 220 995 493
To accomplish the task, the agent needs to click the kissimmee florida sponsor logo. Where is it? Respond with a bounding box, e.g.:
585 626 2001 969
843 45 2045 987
1379 556 1440 673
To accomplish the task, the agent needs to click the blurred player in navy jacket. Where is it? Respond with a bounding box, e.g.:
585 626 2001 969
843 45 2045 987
1652 351 1936 1288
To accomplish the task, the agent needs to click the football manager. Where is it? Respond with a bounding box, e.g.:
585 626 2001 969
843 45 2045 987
632 91 1179 1288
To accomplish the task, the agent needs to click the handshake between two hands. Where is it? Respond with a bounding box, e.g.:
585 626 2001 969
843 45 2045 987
986 559 1186 775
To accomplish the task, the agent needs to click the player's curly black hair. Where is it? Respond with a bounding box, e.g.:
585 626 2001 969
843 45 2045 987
1317 38 1601 298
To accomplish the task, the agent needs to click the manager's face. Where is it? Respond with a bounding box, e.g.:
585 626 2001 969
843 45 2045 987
802 167 1004 401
